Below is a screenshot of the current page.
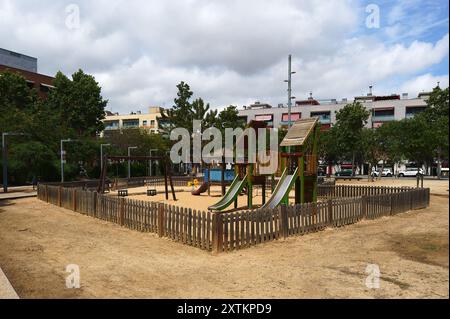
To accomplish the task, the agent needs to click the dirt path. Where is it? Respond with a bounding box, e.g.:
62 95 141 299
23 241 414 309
0 196 447 299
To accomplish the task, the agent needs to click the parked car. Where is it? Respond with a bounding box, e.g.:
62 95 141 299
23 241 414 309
371 168 393 177
318 167 327 176
335 169 354 177
397 168 424 177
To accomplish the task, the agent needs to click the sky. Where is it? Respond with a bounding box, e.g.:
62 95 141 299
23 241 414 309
0 0 448 114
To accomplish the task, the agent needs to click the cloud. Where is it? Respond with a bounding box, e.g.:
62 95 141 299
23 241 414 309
0 0 448 113
400 73 449 96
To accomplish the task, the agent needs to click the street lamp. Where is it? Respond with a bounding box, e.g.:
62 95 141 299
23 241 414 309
2 132 27 193
100 144 111 171
60 139 77 183
149 149 158 177
128 146 138 179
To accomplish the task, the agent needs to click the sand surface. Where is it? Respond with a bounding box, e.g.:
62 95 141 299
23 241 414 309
0 195 447 299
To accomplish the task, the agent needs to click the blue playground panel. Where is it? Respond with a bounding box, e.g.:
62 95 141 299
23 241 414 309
204 169 235 183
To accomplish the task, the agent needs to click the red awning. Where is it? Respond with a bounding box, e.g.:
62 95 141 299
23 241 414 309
282 113 301 121
255 115 273 121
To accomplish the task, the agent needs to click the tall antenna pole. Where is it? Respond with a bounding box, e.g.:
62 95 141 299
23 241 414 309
288 54 293 128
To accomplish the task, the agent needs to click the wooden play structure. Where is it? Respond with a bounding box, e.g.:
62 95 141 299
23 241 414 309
208 118 321 211
192 151 235 197
270 117 320 207
208 121 274 211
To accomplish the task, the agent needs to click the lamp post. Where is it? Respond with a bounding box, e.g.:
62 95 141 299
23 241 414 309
149 149 158 177
100 144 111 171
61 139 77 183
128 146 138 179
2 132 27 193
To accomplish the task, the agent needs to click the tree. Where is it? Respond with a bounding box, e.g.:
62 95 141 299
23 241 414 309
47 70 108 137
417 86 449 176
375 121 405 174
0 71 38 134
318 128 340 176
102 129 170 178
333 102 370 176
0 69 109 184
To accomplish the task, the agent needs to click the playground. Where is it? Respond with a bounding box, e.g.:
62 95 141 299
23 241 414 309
1 118 445 298
101 118 323 213
0 194 447 298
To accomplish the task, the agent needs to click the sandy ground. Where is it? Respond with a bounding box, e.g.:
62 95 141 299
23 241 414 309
0 194 447 299
112 185 268 212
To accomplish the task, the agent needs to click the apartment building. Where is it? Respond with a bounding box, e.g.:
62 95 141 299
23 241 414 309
0 48 54 99
103 106 163 135
238 93 429 130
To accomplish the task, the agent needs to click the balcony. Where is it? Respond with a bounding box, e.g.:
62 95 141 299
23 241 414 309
122 120 140 129
104 121 120 130
372 115 395 122
105 125 120 131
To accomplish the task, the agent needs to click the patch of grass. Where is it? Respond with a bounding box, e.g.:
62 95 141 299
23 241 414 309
389 233 449 268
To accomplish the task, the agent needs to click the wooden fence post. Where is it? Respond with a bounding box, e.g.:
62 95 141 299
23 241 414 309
409 191 413 211
158 203 165 238
93 192 98 217
389 194 393 215
119 197 125 226
58 186 62 207
279 205 288 239
361 195 367 219
212 213 223 254
327 199 333 226
45 185 49 203
72 189 77 212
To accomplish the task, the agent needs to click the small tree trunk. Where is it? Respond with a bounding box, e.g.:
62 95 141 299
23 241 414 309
351 152 356 177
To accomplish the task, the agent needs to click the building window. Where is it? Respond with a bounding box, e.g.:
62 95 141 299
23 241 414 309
372 108 394 124
282 113 301 123
122 119 140 129
150 120 155 126
40 84 50 93
254 114 273 127
143 120 148 126
104 121 120 130
26 81 35 89
405 106 427 119
310 111 331 124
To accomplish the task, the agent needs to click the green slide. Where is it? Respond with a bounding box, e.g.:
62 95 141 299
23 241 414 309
208 174 248 211
260 167 299 210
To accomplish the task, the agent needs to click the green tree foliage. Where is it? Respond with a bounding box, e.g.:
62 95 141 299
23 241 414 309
47 70 108 137
0 69 108 184
417 87 449 161
318 127 340 171
333 102 370 175
101 129 170 178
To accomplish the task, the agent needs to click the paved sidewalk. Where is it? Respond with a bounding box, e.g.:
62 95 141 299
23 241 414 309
0 267 19 299
0 192 37 200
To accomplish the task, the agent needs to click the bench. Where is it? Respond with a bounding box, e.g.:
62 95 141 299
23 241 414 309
118 189 128 197
147 189 157 197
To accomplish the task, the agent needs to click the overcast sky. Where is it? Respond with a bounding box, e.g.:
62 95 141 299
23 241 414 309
0 0 448 114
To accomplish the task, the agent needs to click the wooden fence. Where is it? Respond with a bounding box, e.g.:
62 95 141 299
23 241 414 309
318 184 411 198
37 184 430 253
